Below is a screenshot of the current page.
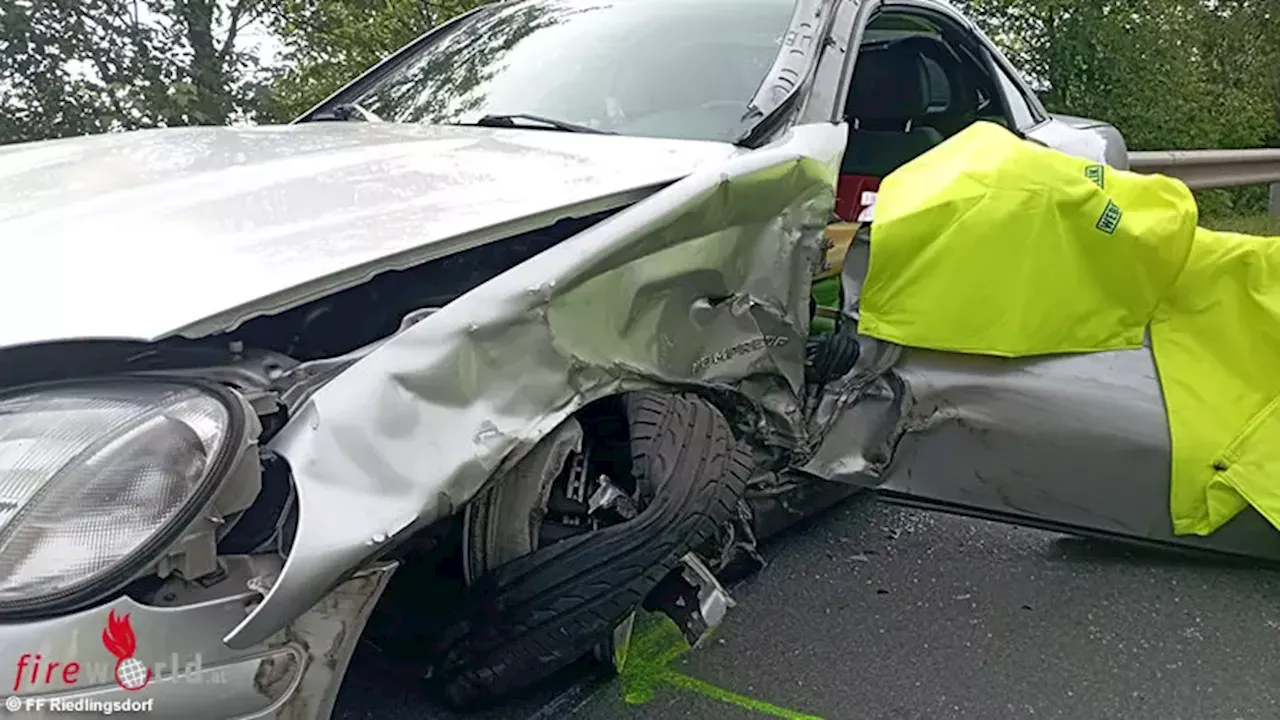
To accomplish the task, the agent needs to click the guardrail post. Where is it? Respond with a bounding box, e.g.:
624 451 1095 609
1271 182 1280 217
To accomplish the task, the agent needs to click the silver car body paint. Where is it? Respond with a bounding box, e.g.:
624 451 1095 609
0 123 741 347
1029 114 1131 170
877 348 1280 559
232 122 848 649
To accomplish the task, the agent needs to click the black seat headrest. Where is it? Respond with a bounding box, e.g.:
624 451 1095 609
847 40 934 122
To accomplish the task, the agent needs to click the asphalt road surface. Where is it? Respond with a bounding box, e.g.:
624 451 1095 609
335 495 1280 720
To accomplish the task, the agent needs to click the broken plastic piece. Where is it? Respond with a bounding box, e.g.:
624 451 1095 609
588 475 638 519
643 552 736 648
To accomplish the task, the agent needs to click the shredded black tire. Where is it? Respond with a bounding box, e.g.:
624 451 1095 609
431 391 752 708
806 329 860 387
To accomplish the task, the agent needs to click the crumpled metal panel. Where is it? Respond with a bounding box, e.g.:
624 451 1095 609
801 221 903 483
801 335 902 484
224 123 847 648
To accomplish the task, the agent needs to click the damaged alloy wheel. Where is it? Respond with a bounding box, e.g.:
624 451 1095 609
431 391 752 708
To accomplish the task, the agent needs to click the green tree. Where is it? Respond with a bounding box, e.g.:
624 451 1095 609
961 0 1278 151
265 0 485 120
0 0 277 145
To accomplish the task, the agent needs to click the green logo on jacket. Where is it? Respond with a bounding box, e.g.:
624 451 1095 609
1096 200 1123 234
1085 164 1106 188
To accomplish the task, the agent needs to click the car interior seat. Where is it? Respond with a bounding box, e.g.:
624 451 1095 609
841 40 945 178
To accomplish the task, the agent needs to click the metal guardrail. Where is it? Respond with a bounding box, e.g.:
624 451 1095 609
1128 148 1280 215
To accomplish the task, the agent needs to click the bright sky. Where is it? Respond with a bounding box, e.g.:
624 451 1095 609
240 15 285 67
136 2 288 68
42 4 289 127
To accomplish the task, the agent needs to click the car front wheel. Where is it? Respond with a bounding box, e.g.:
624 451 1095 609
430 391 752 708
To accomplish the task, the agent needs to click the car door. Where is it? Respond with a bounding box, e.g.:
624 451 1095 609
803 0 1280 564
828 0 1052 221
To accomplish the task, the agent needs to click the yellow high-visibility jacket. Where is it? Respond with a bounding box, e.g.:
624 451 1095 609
859 121 1280 536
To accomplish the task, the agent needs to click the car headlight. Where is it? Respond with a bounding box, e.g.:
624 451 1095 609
0 378 247 616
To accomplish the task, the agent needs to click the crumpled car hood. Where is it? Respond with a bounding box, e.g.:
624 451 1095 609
222 123 847 649
0 123 741 348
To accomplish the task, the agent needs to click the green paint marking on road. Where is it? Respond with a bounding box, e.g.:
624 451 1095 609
618 612 825 720
664 671 826 720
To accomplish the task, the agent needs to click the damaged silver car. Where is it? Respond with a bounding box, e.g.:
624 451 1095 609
4 0 1266 717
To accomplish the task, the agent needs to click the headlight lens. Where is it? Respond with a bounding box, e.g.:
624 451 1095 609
0 379 241 615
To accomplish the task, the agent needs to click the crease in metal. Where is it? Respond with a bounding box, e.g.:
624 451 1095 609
227 123 848 649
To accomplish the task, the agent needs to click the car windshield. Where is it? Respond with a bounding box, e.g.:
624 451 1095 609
329 0 798 143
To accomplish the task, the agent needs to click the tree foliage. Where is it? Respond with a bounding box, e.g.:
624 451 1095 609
957 0 1278 212
264 0 485 120
0 0 276 144
960 0 1279 152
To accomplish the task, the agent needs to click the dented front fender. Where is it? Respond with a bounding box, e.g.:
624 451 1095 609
224 123 848 649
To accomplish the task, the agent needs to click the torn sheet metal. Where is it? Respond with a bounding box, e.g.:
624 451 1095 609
800 335 902 485
801 221 902 484
227 123 847 648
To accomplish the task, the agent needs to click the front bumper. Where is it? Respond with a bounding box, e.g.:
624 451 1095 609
0 559 396 719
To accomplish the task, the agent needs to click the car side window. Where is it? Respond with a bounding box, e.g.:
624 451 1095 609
858 12 1023 138
988 55 1040 129
951 44 1008 127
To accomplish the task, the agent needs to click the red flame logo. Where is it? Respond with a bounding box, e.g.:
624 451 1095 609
101 611 152 691
101 611 136 659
